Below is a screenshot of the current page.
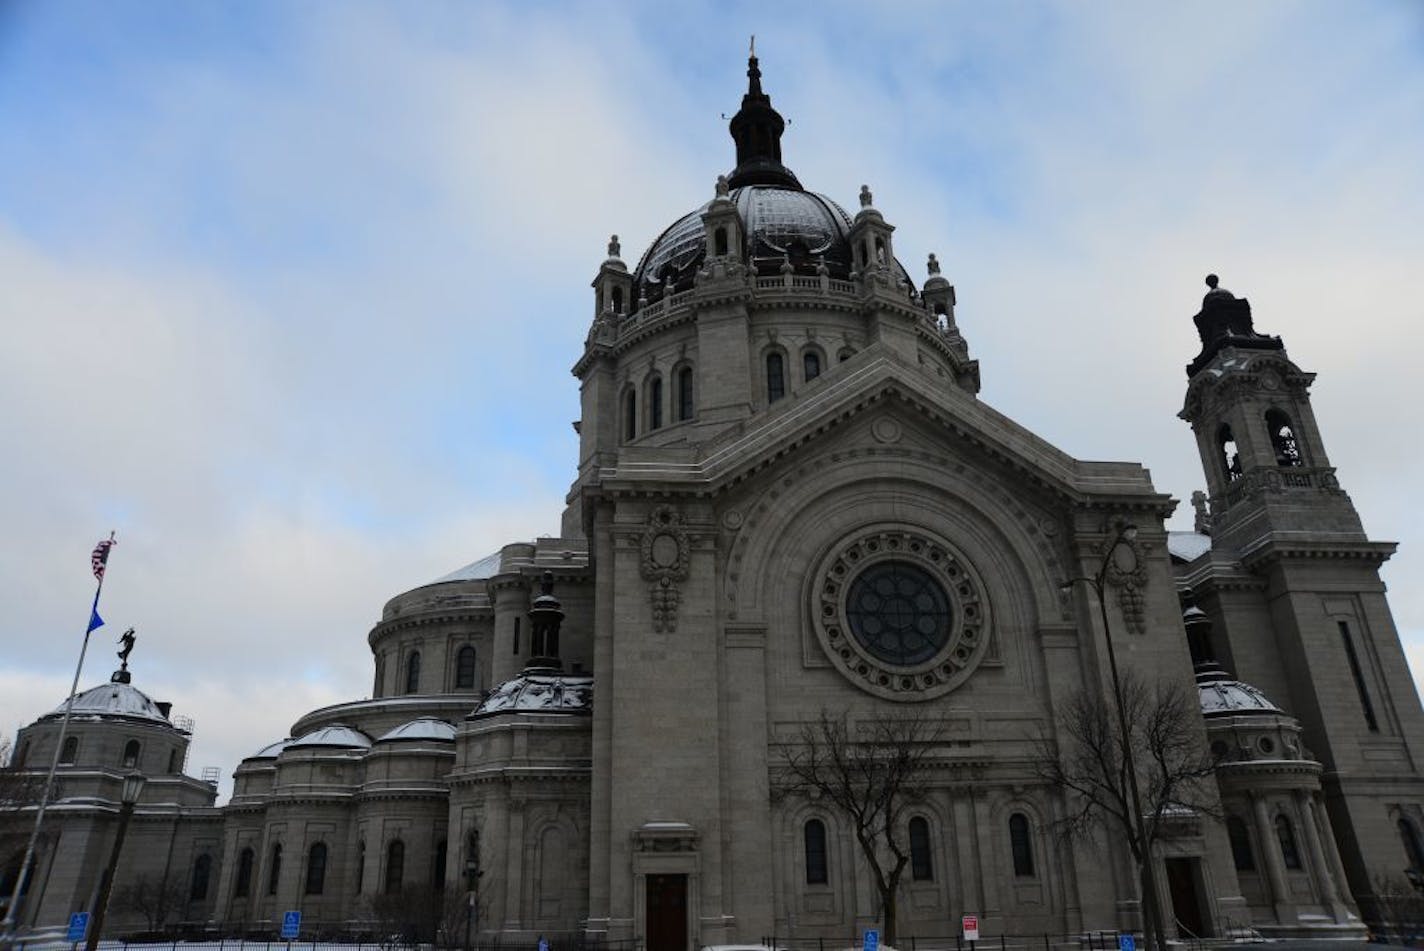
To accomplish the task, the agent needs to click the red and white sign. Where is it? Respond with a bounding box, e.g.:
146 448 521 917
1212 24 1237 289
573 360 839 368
962 915 980 942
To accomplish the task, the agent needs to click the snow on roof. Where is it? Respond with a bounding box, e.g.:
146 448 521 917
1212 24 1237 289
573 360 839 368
287 724 372 749
375 718 457 743
473 672 594 717
46 681 169 724
431 551 503 584
1168 531 1213 563
248 738 295 759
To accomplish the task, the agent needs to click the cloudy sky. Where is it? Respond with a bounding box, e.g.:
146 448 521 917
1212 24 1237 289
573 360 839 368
2 1 1421 801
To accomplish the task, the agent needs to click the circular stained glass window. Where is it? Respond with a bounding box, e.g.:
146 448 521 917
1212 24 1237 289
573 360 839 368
844 561 952 667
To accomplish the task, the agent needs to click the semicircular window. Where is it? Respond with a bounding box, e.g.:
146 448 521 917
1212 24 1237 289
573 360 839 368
845 561 952 666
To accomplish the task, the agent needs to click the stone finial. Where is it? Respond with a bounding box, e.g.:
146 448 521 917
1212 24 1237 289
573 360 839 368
715 174 730 198
859 184 873 208
780 254 794 275
927 253 941 276
608 234 621 259
1192 490 1212 536
815 254 829 277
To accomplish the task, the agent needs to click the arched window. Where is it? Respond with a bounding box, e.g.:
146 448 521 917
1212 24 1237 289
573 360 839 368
804 819 828 884
405 651 421 695
167 749 178 773
1227 816 1255 871
1009 813 1035 877
355 841 366 894
803 350 821 382
767 352 786 403
1265 409 1302 467
909 816 933 881
677 366 694 422
234 847 254 897
874 236 887 264
1218 424 1242 481
455 645 477 690
190 854 212 901
59 736 78 765
305 842 327 895
433 838 447 892
612 287 624 314
1401 818 1424 872
386 840 405 894
122 740 140 769
714 227 728 257
467 829 481 888
624 390 637 441
649 376 664 430
267 843 283 896
15 741 27 769
1275 814 1302 870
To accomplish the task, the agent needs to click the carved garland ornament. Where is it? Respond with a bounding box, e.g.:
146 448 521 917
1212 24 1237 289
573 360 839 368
1102 528 1149 635
640 505 691 632
810 528 992 701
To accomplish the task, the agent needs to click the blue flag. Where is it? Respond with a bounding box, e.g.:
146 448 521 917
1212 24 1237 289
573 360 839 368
87 605 104 634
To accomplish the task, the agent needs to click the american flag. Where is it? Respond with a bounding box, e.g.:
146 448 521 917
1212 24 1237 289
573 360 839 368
91 534 116 581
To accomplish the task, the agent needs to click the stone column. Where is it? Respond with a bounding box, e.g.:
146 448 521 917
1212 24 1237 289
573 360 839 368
1299 792 1353 920
1252 794 1292 921
1293 791 1336 902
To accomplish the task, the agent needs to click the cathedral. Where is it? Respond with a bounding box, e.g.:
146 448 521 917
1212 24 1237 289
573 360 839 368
6 54 1424 950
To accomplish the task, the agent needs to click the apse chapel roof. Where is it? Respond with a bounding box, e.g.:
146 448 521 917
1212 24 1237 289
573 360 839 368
287 724 372 750
375 718 457 743
45 679 171 725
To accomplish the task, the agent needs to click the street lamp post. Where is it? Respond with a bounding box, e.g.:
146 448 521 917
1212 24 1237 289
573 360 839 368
463 854 481 951
84 772 146 951
1063 524 1166 951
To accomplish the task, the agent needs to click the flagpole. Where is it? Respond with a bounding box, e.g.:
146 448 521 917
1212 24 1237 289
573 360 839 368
1 533 115 946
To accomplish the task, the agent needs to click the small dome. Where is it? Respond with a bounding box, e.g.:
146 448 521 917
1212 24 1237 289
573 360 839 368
248 738 295 759
375 718 456 744
46 681 169 724
631 185 911 307
1197 664 1282 717
287 724 372 750
472 672 593 718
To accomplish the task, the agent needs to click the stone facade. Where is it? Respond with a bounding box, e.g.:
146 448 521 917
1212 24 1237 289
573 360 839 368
6 55 1424 950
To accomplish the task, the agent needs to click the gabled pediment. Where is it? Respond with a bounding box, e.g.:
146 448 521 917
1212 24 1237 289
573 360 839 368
597 343 1168 512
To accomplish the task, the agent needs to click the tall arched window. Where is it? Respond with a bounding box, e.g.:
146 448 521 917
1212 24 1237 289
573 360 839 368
1275 814 1302 870
433 838 447 892
714 227 728 257
386 840 405 894
803 350 821 382
1401 818 1424 872
405 651 421 694
305 842 328 895
1009 813 1035 877
909 816 933 881
234 847 254 897
1265 409 1302 466
1218 424 1242 481
624 390 637 441
612 287 624 314
1227 816 1255 871
804 819 828 884
59 736 78 765
167 749 178 773
677 366 694 422
455 645 477 690
190 854 212 901
15 741 27 769
767 353 786 403
649 376 664 430
122 739 140 768
267 843 283 895
355 840 366 894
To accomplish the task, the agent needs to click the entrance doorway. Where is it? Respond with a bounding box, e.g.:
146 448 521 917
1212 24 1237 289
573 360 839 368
1165 857 1208 938
645 874 687 951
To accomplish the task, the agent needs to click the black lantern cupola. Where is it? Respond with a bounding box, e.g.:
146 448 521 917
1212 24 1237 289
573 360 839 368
727 42 802 190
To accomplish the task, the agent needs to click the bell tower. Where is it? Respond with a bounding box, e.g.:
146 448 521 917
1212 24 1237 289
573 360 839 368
1179 274 1360 543
1178 275 1424 920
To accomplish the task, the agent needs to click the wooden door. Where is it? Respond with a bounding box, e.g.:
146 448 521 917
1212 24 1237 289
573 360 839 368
645 874 687 951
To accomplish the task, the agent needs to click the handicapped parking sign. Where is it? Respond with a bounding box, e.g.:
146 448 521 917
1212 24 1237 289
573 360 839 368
281 910 302 939
1118 935 1135 951
863 929 879 951
67 912 89 943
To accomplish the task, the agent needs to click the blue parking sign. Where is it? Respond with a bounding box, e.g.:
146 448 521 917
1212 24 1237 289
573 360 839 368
67 912 89 943
863 929 879 951
1118 934 1135 951
281 910 302 939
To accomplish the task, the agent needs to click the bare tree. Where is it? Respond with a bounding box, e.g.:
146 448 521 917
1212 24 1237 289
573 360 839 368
1369 871 1424 944
109 873 187 931
0 749 49 913
364 884 466 947
1035 673 1219 949
774 709 943 946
